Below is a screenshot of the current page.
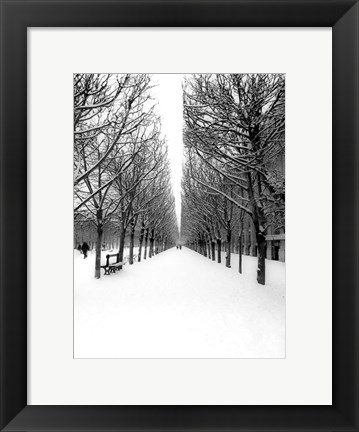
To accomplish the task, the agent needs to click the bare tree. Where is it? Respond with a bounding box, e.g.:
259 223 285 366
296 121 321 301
183 73 285 285
74 73 162 278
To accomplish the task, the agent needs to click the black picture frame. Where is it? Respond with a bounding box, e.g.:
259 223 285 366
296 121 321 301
1 1 358 431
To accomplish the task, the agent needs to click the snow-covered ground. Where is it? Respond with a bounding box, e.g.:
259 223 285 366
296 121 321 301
74 247 285 358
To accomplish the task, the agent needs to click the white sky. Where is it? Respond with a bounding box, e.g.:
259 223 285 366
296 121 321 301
152 74 184 235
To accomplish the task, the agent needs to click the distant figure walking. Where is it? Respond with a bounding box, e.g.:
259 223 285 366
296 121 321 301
179 245 182 250
176 245 178 250
81 242 89 259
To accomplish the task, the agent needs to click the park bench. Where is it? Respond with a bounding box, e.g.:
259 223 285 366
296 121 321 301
101 253 125 275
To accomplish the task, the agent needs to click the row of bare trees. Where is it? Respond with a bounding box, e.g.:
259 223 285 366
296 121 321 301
181 74 285 285
74 74 178 278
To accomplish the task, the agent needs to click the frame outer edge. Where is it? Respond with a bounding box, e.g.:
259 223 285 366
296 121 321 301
0 0 28 430
332 1 359 428
0 0 359 431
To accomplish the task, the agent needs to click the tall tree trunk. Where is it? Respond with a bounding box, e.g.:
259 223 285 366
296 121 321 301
226 225 231 268
154 235 158 255
144 228 149 259
238 232 242 274
256 229 266 285
157 235 160 254
202 234 207 257
217 238 221 263
211 240 216 261
129 220 135 265
95 227 103 279
149 228 155 258
118 215 126 270
94 209 103 279
138 220 145 262
247 171 266 285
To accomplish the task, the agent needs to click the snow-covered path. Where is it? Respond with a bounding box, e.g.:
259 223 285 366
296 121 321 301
74 247 285 358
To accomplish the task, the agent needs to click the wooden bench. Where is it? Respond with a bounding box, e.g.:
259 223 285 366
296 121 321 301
101 253 125 275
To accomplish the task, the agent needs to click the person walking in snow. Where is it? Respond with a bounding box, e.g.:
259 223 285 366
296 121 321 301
81 242 89 259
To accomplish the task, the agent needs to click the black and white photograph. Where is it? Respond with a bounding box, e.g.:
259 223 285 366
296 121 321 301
74 73 285 359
